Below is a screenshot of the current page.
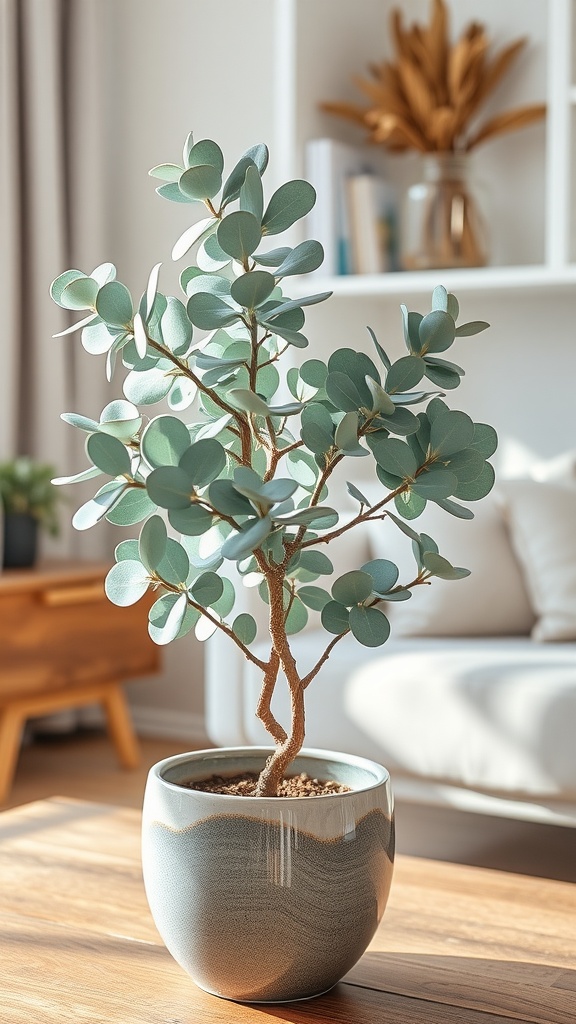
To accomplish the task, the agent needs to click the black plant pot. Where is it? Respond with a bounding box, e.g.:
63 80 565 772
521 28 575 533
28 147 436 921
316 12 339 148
2 513 38 569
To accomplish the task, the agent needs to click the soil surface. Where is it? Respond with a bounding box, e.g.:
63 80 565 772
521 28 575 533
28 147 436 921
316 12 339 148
184 771 352 797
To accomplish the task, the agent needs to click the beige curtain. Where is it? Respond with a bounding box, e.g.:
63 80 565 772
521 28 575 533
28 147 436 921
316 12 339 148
0 0 114 560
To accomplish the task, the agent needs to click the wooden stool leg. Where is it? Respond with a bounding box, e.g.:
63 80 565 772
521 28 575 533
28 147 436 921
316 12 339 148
101 685 140 769
0 706 26 804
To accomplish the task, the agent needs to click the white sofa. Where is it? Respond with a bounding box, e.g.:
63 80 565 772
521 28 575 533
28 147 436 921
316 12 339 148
206 476 576 828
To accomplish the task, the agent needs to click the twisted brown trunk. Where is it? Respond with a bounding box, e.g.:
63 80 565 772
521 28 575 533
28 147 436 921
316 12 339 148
255 573 305 796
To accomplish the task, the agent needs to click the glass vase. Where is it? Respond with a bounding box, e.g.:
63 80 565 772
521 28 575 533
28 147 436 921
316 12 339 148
401 152 488 271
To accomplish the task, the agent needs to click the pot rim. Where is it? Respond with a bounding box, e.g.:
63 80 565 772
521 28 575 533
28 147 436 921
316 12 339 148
150 745 390 803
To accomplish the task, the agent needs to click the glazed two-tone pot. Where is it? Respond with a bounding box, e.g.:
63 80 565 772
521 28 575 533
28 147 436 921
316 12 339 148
142 746 394 1003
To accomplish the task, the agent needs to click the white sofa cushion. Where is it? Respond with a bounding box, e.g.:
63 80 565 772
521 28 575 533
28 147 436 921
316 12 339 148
363 491 534 637
499 479 576 642
243 633 576 800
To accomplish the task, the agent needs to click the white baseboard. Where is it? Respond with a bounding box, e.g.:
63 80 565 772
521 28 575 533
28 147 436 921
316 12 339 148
130 706 208 745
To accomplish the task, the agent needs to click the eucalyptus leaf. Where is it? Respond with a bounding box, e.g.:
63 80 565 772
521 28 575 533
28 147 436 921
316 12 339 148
297 585 331 611
423 551 471 580
411 466 457 499
361 558 399 594
139 515 168 572
455 321 490 337
300 403 334 455
232 612 257 645
86 432 131 477
171 217 218 261
285 596 309 635
180 439 227 486
221 515 272 560
253 247 291 268
146 466 193 509
332 570 373 606
187 292 239 330
217 211 261 261
168 503 213 536
96 282 133 328
105 560 150 607
371 437 418 480
470 423 498 459
149 592 189 645
394 489 427 520
346 481 371 506
191 571 224 607
262 180 316 235
106 487 157 526
141 416 191 469
72 483 126 531
274 240 324 277
430 410 475 456
349 605 390 647
179 164 222 201
123 367 172 405
386 355 425 394
321 601 350 635
230 271 276 309
419 309 456 353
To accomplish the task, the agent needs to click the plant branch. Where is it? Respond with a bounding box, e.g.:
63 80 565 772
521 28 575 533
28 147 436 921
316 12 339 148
255 650 287 744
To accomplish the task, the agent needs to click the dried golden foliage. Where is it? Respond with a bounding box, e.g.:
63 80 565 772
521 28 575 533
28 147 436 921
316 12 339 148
322 0 545 152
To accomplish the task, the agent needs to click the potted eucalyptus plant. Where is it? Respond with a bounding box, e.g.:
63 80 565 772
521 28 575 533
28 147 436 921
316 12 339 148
0 457 60 568
50 132 495 1003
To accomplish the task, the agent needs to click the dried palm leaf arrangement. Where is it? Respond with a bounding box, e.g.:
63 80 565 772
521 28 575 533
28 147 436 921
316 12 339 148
322 0 546 270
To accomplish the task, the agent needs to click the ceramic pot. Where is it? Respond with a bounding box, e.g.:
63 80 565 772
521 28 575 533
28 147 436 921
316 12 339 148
2 513 38 568
142 746 394 1003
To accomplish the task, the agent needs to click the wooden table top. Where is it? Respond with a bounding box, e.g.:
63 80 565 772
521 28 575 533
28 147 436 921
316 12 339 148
0 797 574 1023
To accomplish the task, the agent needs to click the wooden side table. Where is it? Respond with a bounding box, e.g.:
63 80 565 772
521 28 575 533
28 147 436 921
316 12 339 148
0 561 160 803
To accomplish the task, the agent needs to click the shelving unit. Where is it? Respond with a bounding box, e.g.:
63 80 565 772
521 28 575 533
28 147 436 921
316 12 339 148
272 0 576 299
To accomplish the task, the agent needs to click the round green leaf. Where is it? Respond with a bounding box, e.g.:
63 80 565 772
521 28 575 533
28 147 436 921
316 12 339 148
386 355 425 394
141 416 191 469
217 211 261 261
454 461 495 501
447 448 485 483
325 372 365 413
179 164 222 201
430 411 475 457
123 367 172 406
349 606 390 647
105 560 149 607
86 432 131 477
432 285 448 312
148 162 182 182
332 570 374 606
168 504 213 536
157 538 190 585
99 400 142 441
191 571 224 607
50 269 84 306
300 403 334 455
188 139 224 173
419 309 456 353
146 467 193 509
274 239 324 277
394 489 427 520
221 515 272 561
106 487 157 526
211 577 235 618
186 292 238 330
371 437 418 480
61 276 98 310
299 359 328 389
360 559 399 595
297 585 331 611
411 467 457 499
321 601 350 635
179 439 226 486
424 363 461 390
470 423 498 459
230 271 276 309
228 389 270 417
160 296 193 355
148 592 189 646
209 479 253 516
96 281 133 328
296 550 333 577
115 539 139 561
262 180 316 235
286 449 319 489
139 515 167 572
232 613 257 645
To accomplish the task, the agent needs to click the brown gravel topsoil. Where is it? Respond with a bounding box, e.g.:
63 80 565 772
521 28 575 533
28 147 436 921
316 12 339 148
184 771 352 797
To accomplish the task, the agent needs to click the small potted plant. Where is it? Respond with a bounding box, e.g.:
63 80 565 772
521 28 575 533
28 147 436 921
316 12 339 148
0 457 60 568
50 132 496 1002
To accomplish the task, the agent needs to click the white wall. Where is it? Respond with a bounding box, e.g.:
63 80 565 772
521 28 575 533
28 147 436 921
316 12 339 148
95 0 576 740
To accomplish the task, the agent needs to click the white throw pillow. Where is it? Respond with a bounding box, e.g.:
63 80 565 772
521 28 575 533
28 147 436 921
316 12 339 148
498 479 576 642
361 486 534 637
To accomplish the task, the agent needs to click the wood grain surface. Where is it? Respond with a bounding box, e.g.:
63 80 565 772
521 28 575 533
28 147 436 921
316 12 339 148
1 797 575 1023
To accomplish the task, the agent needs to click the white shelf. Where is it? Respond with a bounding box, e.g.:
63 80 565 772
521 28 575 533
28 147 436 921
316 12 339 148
292 264 576 299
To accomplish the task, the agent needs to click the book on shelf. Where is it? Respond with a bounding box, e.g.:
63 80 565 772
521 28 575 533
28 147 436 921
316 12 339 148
346 173 397 274
304 137 397 276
